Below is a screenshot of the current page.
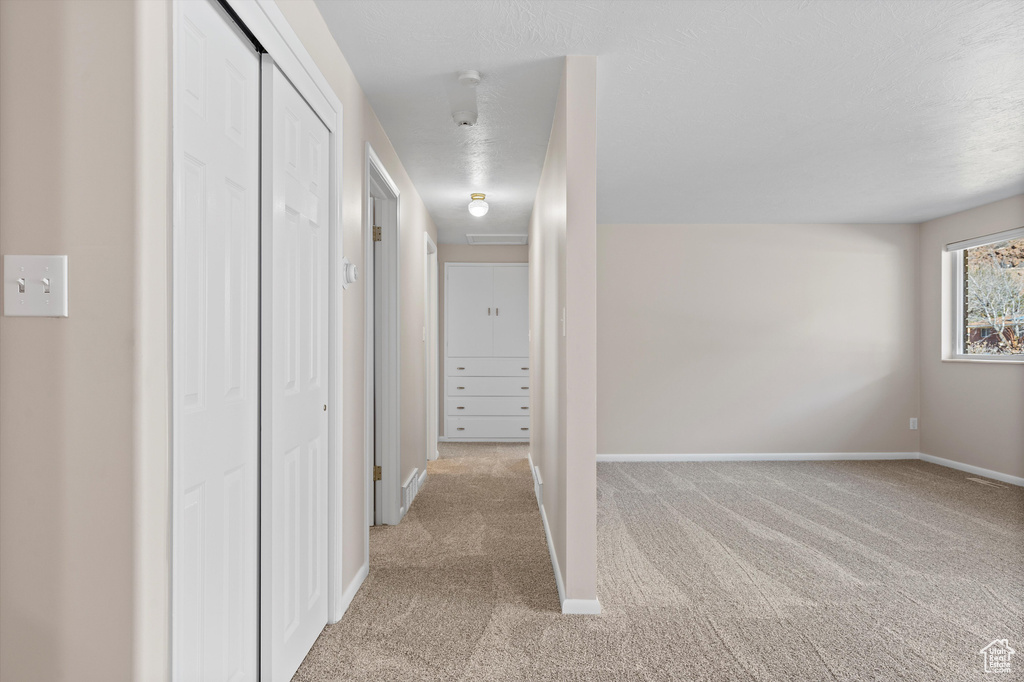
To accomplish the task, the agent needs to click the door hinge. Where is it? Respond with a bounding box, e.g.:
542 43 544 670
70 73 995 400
373 465 382 481
372 225 382 242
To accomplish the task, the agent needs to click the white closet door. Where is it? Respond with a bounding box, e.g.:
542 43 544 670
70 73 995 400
447 265 494 357
492 265 529 357
173 0 259 679
262 60 330 682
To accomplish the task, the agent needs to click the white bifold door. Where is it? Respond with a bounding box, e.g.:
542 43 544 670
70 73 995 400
261 60 331 682
173 0 260 679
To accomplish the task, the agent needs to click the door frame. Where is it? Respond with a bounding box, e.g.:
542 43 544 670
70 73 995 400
171 2 346 678
424 233 439 461
364 143 402 527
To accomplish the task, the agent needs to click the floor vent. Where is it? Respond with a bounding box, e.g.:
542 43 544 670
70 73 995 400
967 477 1008 488
401 468 421 517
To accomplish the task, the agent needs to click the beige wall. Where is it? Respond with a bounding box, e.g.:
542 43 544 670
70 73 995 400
437 244 528 437
528 57 598 605
0 2 143 679
597 223 922 456
919 195 1024 479
0 1 437 679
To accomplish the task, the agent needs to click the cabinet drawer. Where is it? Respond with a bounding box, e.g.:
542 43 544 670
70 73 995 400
446 376 530 397
447 416 530 439
447 358 529 377
447 397 529 417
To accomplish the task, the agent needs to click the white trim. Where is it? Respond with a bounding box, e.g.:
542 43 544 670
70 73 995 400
596 451 1023 487
919 453 1024 487
365 143 402 526
597 452 920 463
944 225 1024 252
424 233 439 461
334 561 369 620
527 453 601 616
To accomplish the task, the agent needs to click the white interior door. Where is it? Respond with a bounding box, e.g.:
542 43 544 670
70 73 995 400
262 60 330 682
173 0 260 679
447 265 494 357
492 265 529 357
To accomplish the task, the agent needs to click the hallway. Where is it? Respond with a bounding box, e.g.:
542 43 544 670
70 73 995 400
294 442 561 681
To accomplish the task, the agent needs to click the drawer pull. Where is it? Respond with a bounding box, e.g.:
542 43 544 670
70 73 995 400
457 406 465 410
457 387 465 390
457 427 465 431
521 406 528 410
457 367 465 370
521 427 529 431
521 386 529 390
521 367 529 370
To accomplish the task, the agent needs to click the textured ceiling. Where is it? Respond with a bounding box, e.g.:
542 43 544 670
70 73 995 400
314 0 1024 242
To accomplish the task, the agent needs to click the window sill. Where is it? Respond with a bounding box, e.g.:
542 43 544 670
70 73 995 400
942 355 1024 364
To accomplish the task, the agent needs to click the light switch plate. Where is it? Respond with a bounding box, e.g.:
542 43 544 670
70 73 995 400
4 255 69 317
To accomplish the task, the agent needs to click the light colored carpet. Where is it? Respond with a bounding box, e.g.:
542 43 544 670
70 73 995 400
295 444 1024 681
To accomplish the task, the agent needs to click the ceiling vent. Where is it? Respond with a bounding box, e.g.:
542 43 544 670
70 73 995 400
466 234 528 245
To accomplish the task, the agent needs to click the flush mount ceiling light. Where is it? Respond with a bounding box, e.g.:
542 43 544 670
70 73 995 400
468 193 489 217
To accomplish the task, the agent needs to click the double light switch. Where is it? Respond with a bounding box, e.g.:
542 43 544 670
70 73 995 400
4 255 69 317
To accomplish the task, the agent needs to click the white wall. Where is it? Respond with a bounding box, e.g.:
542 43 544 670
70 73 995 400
919 195 1024 479
597 223 922 456
437 244 528 437
529 56 598 607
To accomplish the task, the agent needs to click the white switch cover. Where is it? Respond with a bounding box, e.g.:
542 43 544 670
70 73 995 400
4 255 69 317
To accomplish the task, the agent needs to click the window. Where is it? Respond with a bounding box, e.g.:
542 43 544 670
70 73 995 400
947 226 1024 360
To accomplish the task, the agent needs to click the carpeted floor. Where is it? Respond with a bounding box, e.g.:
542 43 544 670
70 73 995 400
294 443 1024 681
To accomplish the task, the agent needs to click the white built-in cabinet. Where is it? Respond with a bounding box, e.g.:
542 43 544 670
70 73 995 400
445 263 530 441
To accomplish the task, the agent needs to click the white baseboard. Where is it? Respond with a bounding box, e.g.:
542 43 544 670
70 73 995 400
330 560 368 624
597 452 919 463
529 452 601 615
597 451 1023 488
919 453 1024 487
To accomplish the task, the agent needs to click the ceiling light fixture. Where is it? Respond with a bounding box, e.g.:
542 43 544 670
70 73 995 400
468 193 489 217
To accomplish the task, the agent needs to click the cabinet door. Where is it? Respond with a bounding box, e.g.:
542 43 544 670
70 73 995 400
492 265 529 357
447 265 493 357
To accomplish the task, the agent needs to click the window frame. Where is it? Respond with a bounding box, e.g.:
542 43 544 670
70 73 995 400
946 225 1024 363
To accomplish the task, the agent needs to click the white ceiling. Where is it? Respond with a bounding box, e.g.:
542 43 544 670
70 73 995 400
314 0 1024 243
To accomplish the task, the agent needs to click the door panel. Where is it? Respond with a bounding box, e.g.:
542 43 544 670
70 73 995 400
263 61 330 682
492 265 529 357
174 0 260 680
446 265 493 357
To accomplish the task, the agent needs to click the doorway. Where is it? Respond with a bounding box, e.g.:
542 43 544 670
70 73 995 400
365 144 402 527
